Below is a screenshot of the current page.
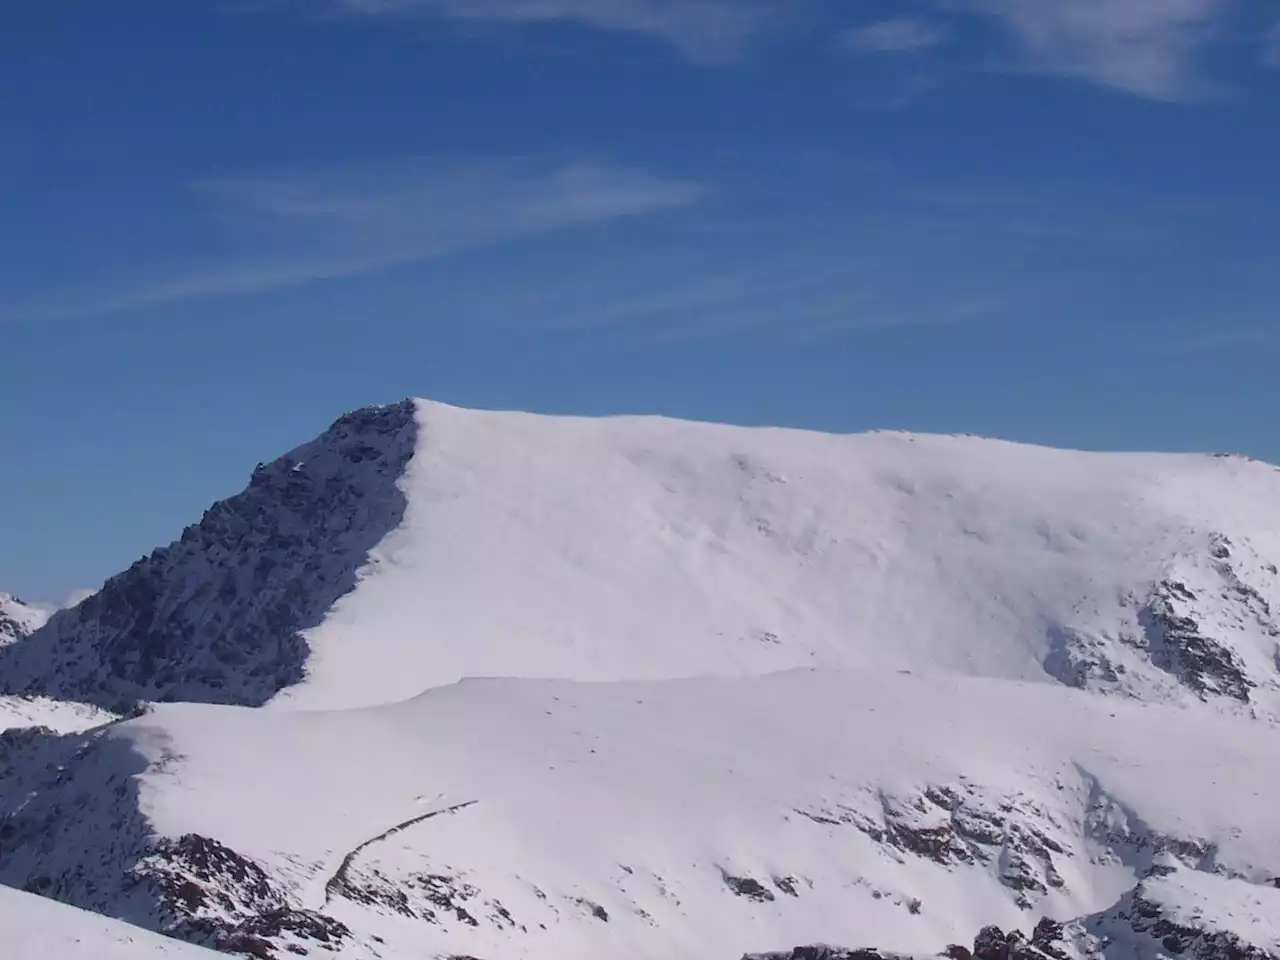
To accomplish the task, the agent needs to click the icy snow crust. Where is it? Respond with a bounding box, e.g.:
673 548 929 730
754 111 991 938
2 400 1280 959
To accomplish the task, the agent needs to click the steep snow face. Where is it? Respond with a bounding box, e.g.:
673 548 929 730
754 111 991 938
0 402 417 709
2 671 1279 960
288 402 1280 711
0 884 220 958
0 593 48 647
4 400 1280 715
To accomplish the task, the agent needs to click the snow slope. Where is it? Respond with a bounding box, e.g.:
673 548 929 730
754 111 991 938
3 400 1279 716
3 670 1279 960
281 403 1280 713
0 884 220 958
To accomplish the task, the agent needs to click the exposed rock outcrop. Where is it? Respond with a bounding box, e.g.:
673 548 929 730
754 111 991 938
0 402 417 710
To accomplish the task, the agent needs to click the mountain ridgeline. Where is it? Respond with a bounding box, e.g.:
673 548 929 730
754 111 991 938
0 401 417 709
0 594 47 648
3 399 1279 715
2 399 1280 960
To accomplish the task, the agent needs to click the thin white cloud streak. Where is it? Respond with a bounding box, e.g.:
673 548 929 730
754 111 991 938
71 160 702 315
1265 23 1280 66
956 0 1230 100
844 17 950 53
461 256 1010 347
322 0 776 60
324 0 1245 100
1157 324 1279 354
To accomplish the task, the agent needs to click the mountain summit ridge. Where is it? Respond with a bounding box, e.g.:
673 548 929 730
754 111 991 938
0 593 48 648
2 399 1280 959
4 398 1279 715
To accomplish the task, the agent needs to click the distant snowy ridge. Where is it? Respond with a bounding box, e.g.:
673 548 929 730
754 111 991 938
3 399 1279 715
0 593 48 647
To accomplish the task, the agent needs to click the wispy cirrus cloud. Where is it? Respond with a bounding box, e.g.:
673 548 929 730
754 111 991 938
1265 22 1280 66
1156 324 1279 354
314 0 1249 101
843 17 950 54
957 0 1230 100
32 159 701 317
318 0 777 60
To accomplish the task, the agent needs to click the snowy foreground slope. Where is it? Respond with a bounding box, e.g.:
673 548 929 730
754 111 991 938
3 399 1280 715
0 884 220 958
2 670 1280 960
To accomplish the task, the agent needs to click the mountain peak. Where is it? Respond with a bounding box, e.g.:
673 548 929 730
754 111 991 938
0 399 418 709
0 594 48 648
3 401 1279 715
3 401 1280 960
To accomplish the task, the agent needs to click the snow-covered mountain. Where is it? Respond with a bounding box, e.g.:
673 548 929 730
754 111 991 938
0 593 48 648
2 399 1279 960
1 594 120 734
3 399 1279 715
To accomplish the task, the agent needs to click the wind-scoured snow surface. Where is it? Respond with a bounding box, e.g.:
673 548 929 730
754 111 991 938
0 884 220 957
2 399 1280 960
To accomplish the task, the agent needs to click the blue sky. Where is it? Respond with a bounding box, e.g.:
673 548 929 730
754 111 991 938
3 0 1280 602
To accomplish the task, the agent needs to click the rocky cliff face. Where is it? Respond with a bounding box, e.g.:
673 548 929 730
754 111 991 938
1042 533 1280 716
0 402 416 710
751 899 1280 960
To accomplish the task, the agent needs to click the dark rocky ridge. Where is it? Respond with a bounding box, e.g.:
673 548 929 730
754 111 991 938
746 920 1080 960
1120 884 1275 960
748 906 1280 960
796 783 1069 911
0 401 417 711
1043 533 1280 713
